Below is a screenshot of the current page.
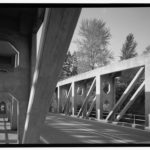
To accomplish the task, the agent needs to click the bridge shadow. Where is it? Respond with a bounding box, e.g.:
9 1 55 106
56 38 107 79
42 114 138 144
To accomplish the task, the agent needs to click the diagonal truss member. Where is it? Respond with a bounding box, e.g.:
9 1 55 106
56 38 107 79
86 96 96 118
77 78 96 117
62 84 72 114
106 67 144 121
115 81 145 121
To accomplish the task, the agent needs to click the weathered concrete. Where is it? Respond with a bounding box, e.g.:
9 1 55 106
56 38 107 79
11 97 18 131
0 32 30 143
22 8 81 143
0 8 45 143
57 54 150 87
101 74 115 112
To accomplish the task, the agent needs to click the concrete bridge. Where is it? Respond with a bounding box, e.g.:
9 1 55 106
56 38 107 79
55 53 149 127
0 7 149 145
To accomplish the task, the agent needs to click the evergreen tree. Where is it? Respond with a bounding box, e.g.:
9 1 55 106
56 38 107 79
116 34 140 105
120 33 137 60
59 51 78 80
71 51 78 75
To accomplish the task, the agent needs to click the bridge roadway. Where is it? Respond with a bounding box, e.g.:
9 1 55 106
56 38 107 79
40 113 150 144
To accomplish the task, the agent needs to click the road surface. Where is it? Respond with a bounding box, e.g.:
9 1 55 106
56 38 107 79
40 113 150 145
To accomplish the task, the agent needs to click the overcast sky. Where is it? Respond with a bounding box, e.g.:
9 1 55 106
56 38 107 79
68 7 150 61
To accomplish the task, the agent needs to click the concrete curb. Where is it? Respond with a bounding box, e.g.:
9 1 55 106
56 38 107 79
59 113 150 132
107 120 148 131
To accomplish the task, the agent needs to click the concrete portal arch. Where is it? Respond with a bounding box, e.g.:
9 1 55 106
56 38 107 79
0 92 19 130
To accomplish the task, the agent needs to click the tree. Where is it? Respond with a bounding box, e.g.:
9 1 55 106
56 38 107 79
51 53 78 112
76 18 113 73
71 51 78 75
120 33 137 60
116 34 141 108
59 51 78 80
143 45 150 55
119 33 138 85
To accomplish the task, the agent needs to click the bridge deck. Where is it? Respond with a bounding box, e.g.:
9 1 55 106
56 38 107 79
40 113 150 144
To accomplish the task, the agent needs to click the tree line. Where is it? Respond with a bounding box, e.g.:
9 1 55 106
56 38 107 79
50 18 148 113
59 18 149 80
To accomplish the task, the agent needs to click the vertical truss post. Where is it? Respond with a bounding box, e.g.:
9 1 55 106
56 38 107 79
145 63 150 128
57 86 60 113
71 82 77 116
96 75 102 120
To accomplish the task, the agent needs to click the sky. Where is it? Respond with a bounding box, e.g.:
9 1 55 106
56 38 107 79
68 7 150 62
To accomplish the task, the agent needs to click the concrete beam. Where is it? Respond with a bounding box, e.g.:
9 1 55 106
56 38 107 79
57 54 150 87
22 8 81 143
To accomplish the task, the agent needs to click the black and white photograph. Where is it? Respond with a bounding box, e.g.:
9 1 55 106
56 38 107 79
0 3 149 147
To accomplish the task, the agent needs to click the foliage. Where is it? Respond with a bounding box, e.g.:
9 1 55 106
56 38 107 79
76 18 113 73
120 33 137 60
59 51 78 80
115 34 142 113
143 45 150 55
